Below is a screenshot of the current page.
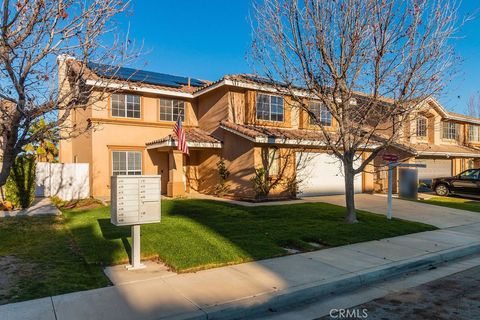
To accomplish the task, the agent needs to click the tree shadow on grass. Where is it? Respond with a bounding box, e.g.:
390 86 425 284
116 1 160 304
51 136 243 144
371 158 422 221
97 218 132 261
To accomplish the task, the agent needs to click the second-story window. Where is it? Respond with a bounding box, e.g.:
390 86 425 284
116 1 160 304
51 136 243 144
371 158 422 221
256 93 284 122
416 116 427 138
309 102 332 126
469 125 480 142
160 98 185 122
442 122 458 140
111 94 140 118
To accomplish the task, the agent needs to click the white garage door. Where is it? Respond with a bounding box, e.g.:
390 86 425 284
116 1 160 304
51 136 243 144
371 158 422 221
416 159 452 180
296 153 363 196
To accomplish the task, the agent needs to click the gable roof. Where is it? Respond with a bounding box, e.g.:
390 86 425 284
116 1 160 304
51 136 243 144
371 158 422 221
64 57 211 97
63 56 480 125
87 62 207 89
423 97 480 125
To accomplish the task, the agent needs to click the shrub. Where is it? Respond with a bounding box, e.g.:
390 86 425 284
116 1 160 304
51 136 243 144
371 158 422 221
5 156 36 209
251 167 271 199
215 159 230 196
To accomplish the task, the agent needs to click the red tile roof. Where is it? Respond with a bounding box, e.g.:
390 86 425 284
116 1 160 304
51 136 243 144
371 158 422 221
410 143 480 156
220 121 333 142
146 128 221 146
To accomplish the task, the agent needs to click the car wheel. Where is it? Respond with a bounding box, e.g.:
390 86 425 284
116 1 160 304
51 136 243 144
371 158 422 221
435 184 449 196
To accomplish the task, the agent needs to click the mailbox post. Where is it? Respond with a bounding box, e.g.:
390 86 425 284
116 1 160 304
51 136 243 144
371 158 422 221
110 175 161 270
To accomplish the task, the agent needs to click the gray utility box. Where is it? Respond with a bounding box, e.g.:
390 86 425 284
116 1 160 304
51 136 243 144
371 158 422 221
111 175 161 226
398 168 418 200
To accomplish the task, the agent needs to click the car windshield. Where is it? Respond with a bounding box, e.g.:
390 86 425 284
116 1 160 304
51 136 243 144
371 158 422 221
459 170 480 180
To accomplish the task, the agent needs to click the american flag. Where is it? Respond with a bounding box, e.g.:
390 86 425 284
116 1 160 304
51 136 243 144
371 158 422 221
173 117 189 155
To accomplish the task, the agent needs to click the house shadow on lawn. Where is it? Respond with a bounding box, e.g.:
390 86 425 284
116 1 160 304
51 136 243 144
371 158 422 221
163 198 436 272
97 218 132 261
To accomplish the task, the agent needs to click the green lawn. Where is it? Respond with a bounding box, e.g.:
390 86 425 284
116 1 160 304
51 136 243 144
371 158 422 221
420 196 480 212
0 199 436 304
63 199 436 272
0 215 109 304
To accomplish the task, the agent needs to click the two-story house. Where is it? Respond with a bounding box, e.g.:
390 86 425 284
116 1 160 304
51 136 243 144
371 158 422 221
58 56 480 201
373 98 480 191
59 57 378 201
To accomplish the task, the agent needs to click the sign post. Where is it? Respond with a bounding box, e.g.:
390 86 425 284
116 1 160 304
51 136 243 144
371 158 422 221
382 156 426 221
383 154 399 221
110 175 161 270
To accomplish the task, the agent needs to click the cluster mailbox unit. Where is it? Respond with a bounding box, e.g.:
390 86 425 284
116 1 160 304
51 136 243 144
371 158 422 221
111 175 161 270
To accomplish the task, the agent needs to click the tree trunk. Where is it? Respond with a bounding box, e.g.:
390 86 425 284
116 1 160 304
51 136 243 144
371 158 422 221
0 149 15 187
344 159 358 223
0 127 21 189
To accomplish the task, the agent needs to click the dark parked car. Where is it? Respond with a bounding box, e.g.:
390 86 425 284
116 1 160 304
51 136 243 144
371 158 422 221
431 169 480 197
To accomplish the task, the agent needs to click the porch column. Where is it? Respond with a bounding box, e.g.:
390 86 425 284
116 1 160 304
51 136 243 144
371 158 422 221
167 150 185 197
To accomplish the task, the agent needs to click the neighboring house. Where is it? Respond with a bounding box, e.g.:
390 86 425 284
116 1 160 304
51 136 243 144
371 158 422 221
373 98 480 192
58 57 480 201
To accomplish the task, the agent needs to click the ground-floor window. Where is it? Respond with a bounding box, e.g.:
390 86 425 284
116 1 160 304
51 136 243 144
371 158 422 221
112 151 142 176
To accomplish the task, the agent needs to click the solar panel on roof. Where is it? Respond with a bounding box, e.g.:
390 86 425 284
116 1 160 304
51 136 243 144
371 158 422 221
87 62 206 88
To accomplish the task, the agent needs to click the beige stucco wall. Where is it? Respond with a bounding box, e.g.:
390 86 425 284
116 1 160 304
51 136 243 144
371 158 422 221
59 84 410 200
197 87 230 134
61 91 201 199
89 123 170 199
89 91 197 126
221 130 256 199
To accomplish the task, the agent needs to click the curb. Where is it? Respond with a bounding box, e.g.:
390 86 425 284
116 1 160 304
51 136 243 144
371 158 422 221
190 242 480 320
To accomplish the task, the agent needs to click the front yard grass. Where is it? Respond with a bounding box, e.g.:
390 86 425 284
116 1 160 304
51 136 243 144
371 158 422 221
63 199 436 272
0 198 436 304
420 196 480 212
0 215 109 304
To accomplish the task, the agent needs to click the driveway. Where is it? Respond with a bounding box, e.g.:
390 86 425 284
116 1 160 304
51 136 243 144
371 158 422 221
307 194 480 229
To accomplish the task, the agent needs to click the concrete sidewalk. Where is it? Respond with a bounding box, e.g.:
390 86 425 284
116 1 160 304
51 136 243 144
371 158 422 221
2 222 480 320
0 198 60 218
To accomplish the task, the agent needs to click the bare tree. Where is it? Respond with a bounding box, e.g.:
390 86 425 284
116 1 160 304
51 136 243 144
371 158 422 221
0 0 140 187
467 94 480 118
251 0 459 223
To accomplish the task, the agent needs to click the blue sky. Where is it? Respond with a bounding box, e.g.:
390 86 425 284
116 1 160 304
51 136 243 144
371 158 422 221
117 0 480 114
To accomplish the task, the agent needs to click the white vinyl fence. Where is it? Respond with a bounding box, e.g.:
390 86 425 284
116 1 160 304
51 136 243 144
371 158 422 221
36 162 90 200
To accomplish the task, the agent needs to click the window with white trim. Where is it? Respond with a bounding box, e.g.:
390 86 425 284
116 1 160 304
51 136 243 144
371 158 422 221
309 102 332 126
112 151 142 176
111 94 140 118
256 93 284 122
469 125 480 142
442 122 458 140
159 98 185 122
416 116 427 138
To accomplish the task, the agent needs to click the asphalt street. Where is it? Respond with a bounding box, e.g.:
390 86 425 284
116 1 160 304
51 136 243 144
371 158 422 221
321 266 480 320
